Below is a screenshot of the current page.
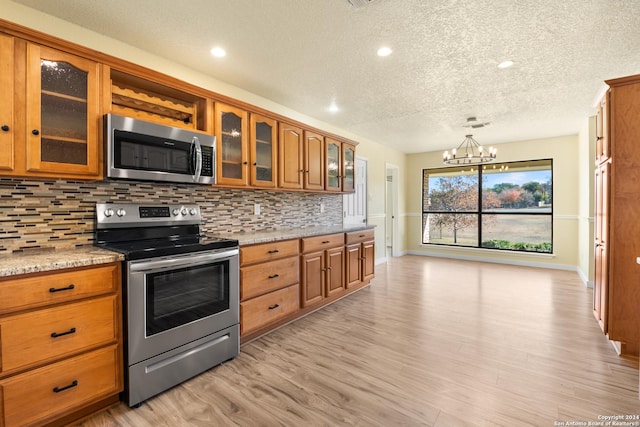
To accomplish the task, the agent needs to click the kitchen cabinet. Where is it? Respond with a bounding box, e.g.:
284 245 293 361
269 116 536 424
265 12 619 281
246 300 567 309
0 263 122 427
215 102 249 186
300 233 345 307
0 34 14 171
249 113 278 188
279 122 304 189
303 131 324 191
240 239 300 336
345 229 375 289
593 74 640 353
0 38 101 179
25 43 101 176
326 138 357 192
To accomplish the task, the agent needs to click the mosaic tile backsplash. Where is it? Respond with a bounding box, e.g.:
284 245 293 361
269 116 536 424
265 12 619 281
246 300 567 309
0 178 343 253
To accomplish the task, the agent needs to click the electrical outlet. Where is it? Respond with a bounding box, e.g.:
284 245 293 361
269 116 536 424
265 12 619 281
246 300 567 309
254 203 260 215
320 203 325 213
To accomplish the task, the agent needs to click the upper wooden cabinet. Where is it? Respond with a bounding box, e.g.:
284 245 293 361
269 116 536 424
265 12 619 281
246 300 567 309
25 43 100 176
0 37 101 179
342 142 356 192
303 131 324 191
279 122 304 189
249 113 277 188
215 102 249 186
0 34 14 171
325 138 356 193
595 91 610 164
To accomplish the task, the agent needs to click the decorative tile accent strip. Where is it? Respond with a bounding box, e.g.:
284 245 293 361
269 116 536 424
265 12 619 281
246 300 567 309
0 178 343 253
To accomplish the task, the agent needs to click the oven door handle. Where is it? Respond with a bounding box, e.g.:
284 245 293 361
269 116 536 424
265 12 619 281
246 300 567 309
192 136 203 182
129 249 238 273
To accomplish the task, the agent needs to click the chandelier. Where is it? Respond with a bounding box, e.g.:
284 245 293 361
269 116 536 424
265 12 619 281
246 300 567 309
442 134 497 165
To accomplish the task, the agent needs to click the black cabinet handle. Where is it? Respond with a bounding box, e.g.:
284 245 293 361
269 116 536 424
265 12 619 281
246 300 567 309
299 169 304 173
268 274 280 279
53 380 78 393
32 129 40 135
322 240 330 244
51 327 76 338
253 162 257 166
1 125 9 132
243 161 248 165
49 284 75 293
268 304 280 310
267 249 279 254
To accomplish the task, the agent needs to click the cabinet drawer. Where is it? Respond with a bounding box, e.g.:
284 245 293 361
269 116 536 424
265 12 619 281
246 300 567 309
241 284 299 335
0 295 118 374
345 229 375 244
241 256 299 301
0 344 120 427
0 263 119 315
241 239 299 265
301 233 344 253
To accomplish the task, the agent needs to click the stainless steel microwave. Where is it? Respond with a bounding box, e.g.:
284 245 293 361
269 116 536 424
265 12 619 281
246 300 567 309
105 114 215 184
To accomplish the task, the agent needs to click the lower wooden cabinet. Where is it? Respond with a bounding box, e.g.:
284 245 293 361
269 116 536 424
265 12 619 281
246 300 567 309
240 229 374 342
0 263 122 427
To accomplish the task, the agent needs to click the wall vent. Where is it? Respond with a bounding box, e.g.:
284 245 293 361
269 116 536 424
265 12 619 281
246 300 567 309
347 0 379 8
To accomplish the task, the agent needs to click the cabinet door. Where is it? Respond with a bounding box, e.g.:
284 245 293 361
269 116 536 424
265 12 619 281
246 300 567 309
303 131 324 190
279 122 303 189
0 34 14 171
362 240 375 282
25 44 100 176
325 138 342 192
301 251 324 307
325 246 345 297
594 162 610 333
345 243 362 289
342 143 356 192
215 103 248 186
596 93 610 163
249 113 277 187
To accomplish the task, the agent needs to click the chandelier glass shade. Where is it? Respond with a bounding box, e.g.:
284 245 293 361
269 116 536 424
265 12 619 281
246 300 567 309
442 134 497 165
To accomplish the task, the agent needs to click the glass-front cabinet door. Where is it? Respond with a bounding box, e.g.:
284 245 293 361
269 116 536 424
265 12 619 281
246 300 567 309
215 102 248 186
325 138 342 192
0 34 14 171
342 143 356 192
249 113 277 188
26 44 100 176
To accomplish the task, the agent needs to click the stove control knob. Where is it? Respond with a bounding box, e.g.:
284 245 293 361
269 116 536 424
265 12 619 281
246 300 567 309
181 208 188 215
172 208 180 216
189 208 197 216
104 208 114 217
116 208 126 217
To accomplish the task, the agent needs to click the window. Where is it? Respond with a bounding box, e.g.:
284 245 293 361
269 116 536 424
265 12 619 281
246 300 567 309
422 159 552 253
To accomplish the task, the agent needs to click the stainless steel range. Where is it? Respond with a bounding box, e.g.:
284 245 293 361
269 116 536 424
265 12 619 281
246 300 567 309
95 203 239 407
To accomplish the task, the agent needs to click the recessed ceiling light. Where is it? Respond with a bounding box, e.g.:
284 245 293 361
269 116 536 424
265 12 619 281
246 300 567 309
497 60 514 69
328 102 339 113
210 47 227 58
377 46 392 57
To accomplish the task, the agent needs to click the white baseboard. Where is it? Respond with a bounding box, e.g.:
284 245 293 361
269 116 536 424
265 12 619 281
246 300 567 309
576 268 593 288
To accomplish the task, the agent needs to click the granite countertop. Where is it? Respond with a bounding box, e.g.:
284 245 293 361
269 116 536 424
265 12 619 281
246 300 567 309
0 225 373 277
209 224 375 246
0 247 125 278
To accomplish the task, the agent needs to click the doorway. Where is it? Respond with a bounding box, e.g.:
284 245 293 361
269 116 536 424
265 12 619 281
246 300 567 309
385 164 399 258
344 157 367 225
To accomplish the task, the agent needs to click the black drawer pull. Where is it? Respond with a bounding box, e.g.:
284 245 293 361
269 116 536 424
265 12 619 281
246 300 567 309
268 274 280 279
51 327 76 338
359 234 365 238
267 249 279 254
53 380 78 393
268 304 280 310
1 124 9 132
32 129 40 135
322 240 330 244
49 284 75 293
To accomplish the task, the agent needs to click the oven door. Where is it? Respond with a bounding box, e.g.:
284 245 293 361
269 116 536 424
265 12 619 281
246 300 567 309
126 247 239 365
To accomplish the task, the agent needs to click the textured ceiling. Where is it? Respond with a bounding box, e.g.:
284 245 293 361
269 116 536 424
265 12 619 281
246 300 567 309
11 0 640 153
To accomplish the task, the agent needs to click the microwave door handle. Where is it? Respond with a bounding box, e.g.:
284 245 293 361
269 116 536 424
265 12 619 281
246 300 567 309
192 136 203 182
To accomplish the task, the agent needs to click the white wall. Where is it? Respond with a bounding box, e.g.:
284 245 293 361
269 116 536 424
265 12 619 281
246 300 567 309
577 117 596 286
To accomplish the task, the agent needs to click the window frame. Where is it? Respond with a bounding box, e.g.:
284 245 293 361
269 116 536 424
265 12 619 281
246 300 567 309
422 158 553 254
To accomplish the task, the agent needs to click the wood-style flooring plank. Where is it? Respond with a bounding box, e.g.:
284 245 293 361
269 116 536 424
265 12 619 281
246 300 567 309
76 256 639 426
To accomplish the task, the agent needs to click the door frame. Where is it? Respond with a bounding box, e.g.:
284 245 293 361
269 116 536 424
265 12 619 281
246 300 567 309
385 163 399 257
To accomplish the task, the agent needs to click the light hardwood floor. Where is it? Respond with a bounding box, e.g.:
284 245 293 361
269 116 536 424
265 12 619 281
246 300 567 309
78 256 640 426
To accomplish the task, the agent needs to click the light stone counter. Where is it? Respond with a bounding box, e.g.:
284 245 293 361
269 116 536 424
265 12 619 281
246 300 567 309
0 247 124 277
208 224 375 246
